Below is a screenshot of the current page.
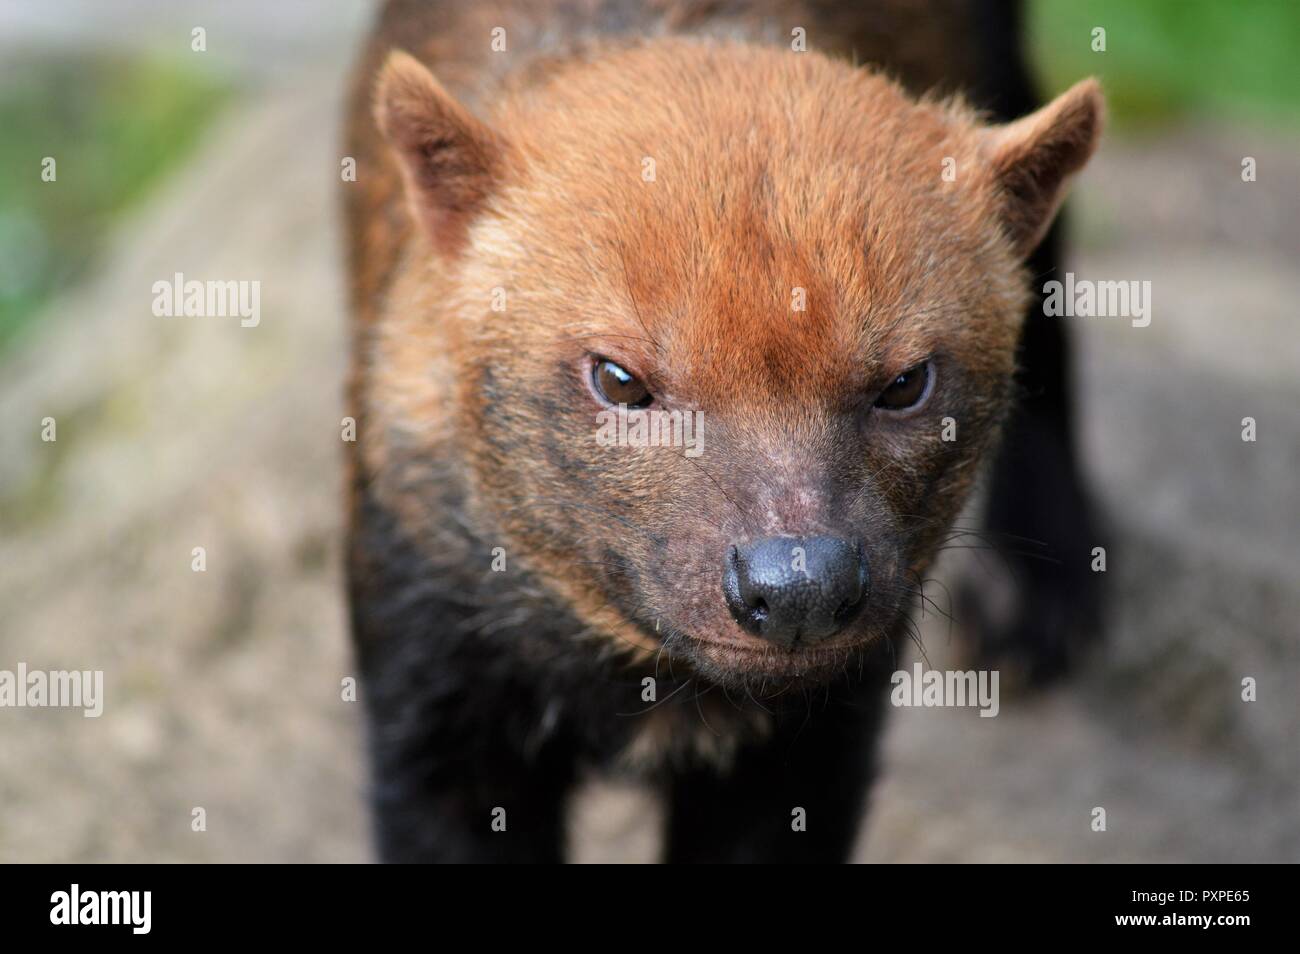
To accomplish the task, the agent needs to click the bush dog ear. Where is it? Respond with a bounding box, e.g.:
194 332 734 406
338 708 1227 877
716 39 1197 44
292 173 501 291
983 78 1104 258
374 50 510 256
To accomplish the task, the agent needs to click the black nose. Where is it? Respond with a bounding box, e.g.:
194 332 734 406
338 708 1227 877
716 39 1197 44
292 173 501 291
722 536 868 648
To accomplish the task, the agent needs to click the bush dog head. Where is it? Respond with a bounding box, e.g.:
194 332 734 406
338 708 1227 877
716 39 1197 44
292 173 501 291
365 40 1102 691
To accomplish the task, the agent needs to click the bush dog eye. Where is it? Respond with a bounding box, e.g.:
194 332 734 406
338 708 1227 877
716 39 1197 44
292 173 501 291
592 358 652 407
874 361 933 411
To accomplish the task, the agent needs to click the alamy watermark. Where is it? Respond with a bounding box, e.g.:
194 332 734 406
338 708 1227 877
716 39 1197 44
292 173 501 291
0 664 103 718
50 884 150 934
890 663 999 718
1043 272 1151 328
151 271 260 327
595 405 705 458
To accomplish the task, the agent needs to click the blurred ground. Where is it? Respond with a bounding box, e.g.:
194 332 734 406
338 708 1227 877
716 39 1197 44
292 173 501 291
1 7 1297 863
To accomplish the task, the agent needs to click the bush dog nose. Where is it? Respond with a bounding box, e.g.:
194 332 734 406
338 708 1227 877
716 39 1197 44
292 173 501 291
723 536 868 648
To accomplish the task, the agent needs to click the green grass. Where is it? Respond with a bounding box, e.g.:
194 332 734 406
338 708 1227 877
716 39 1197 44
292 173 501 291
1030 0 1300 126
0 54 230 349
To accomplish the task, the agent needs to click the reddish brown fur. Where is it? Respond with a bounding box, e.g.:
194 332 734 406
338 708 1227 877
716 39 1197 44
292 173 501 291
344 15 1101 684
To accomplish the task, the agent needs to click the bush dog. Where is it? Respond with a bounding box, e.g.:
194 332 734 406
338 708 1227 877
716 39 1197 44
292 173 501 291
342 0 1104 863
